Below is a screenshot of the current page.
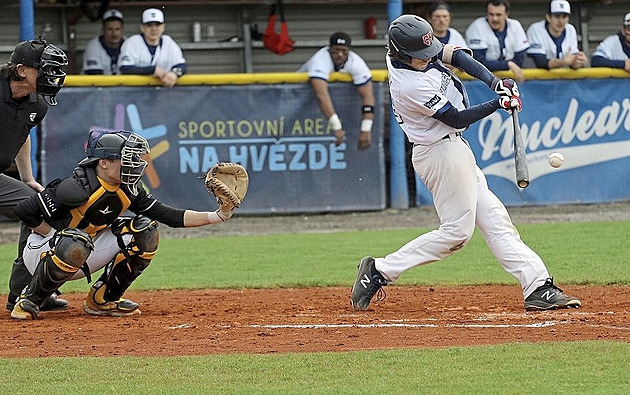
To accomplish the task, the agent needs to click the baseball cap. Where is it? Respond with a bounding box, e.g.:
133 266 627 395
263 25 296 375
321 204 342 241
9 40 46 68
142 8 164 24
624 12 630 26
103 9 124 23
428 1 451 15
549 0 571 15
329 32 351 47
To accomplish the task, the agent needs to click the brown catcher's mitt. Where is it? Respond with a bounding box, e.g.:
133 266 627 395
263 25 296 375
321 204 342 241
204 162 249 210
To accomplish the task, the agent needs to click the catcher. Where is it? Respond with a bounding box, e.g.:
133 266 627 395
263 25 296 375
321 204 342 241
10 129 248 320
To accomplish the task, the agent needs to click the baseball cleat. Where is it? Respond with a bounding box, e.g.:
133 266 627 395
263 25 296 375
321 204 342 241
524 277 581 311
351 256 388 311
10 298 41 320
6 294 68 312
83 288 141 317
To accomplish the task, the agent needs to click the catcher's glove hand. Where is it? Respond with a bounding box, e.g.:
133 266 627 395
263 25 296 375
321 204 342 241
204 162 249 211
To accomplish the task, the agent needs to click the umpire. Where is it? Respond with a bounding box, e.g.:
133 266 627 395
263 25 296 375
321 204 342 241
1 38 68 311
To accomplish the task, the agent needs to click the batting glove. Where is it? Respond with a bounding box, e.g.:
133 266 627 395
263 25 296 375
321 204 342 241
498 96 523 112
492 78 520 99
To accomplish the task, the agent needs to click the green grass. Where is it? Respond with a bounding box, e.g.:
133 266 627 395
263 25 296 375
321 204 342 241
1 220 628 393
0 220 626 294
1 341 629 394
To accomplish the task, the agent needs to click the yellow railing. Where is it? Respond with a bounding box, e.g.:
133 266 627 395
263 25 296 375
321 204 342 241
63 68 629 87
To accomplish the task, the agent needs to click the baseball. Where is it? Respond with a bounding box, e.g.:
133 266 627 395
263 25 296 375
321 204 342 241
548 152 564 168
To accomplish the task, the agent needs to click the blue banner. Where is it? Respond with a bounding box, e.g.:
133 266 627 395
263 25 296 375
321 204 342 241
42 84 387 214
416 78 630 206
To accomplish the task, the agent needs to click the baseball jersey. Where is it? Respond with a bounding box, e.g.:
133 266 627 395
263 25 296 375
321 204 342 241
526 20 579 59
386 55 468 145
82 36 125 75
118 34 186 73
466 17 529 61
298 47 372 85
437 28 467 47
592 33 630 61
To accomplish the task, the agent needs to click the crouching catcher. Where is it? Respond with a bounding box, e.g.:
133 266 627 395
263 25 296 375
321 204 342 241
11 130 240 319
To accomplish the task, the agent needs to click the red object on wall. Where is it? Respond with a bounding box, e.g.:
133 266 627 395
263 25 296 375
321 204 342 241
365 17 377 39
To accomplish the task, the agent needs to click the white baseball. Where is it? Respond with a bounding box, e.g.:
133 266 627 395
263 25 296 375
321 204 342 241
548 152 564 168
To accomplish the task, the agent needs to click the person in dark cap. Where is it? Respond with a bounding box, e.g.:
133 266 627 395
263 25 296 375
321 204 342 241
82 9 126 75
428 1 466 47
298 32 375 151
1 38 69 312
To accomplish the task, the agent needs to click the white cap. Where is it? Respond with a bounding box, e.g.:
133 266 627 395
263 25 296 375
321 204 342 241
624 12 630 26
550 0 571 15
102 9 123 22
142 8 164 24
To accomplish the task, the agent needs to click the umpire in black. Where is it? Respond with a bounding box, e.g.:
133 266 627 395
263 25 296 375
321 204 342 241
1 38 68 311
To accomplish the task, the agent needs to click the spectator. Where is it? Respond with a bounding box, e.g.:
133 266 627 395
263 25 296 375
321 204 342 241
591 12 630 72
118 8 186 88
428 1 466 47
466 0 529 82
526 1 587 69
82 9 125 75
298 32 375 151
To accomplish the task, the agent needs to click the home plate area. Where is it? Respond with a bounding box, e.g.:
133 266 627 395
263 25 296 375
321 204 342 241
2 285 629 357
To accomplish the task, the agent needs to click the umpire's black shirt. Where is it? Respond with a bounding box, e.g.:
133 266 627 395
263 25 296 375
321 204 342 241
0 75 47 172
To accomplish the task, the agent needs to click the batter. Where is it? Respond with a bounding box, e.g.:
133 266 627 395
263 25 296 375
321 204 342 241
351 14 581 312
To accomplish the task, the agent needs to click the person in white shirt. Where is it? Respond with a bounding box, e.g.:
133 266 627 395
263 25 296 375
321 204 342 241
428 1 466 48
298 32 375 150
526 0 587 69
591 12 630 72
351 14 581 313
118 8 186 88
466 0 529 82
82 9 125 75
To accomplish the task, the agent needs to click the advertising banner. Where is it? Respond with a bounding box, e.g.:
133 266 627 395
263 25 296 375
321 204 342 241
415 78 630 206
42 84 387 214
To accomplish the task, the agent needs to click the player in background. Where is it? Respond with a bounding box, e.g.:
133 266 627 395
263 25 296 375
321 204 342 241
466 0 529 82
298 32 375 151
526 1 587 70
82 9 126 75
118 8 186 88
10 130 236 320
1 39 69 312
428 1 466 47
591 12 630 72
351 15 581 312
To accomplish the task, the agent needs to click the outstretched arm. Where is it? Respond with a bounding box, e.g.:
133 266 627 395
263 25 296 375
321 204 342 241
356 81 375 150
310 78 346 146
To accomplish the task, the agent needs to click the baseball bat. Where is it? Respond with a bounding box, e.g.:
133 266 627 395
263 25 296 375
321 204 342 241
512 109 529 188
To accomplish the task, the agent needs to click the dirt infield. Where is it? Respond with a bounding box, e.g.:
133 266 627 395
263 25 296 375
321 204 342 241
1 203 629 357
1 285 629 357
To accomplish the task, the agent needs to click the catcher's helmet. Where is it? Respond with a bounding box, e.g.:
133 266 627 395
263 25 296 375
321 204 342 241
10 38 67 106
79 130 150 195
388 15 443 64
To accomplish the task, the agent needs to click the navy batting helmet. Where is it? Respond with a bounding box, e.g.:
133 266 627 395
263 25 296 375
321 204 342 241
388 15 443 64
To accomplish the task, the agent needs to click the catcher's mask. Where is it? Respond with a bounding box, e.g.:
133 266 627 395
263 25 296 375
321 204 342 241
79 130 150 195
10 38 68 106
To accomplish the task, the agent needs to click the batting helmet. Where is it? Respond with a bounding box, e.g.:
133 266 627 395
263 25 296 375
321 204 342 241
388 15 443 64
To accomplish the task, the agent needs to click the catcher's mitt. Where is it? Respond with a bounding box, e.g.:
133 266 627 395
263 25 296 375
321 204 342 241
204 162 249 210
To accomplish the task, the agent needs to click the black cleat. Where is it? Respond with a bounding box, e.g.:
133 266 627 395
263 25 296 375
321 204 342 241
524 278 581 311
351 256 387 311
6 294 68 312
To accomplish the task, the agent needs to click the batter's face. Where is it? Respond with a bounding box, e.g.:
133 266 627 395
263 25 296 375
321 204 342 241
141 22 165 45
429 9 451 37
103 20 124 49
546 14 570 37
409 57 431 71
329 45 350 68
486 4 508 32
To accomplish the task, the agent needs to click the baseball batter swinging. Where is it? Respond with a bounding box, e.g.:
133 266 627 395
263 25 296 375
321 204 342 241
11 130 236 320
351 15 581 312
